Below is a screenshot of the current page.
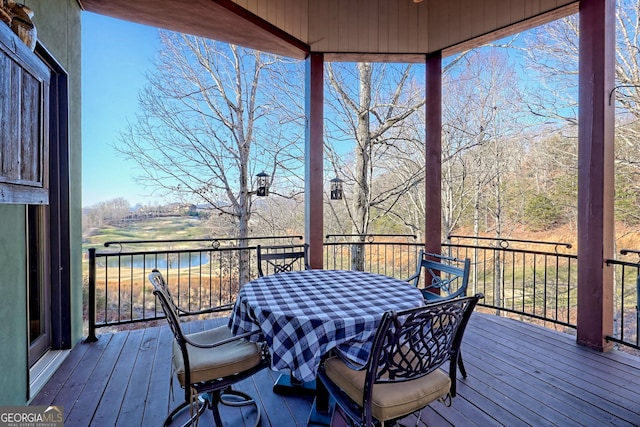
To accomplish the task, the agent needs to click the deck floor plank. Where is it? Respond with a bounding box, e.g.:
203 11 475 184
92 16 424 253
90 329 144 426
64 332 130 426
450 382 527 427
116 326 162 427
470 315 640 425
29 333 95 406
49 332 116 423
469 319 629 425
30 313 640 426
140 325 175 426
463 341 608 427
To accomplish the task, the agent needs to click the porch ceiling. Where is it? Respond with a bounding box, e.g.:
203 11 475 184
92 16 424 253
79 0 579 62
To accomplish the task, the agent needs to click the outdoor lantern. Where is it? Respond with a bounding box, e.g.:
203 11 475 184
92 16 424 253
330 177 344 200
256 171 269 197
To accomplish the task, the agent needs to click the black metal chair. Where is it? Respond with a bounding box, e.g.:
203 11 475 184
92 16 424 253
148 269 269 427
406 250 471 302
256 243 311 277
317 294 483 427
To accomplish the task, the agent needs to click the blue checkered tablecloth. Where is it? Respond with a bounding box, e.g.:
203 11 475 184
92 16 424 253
228 269 424 382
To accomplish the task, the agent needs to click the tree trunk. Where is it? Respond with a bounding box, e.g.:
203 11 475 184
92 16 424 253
351 63 373 271
238 154 251 285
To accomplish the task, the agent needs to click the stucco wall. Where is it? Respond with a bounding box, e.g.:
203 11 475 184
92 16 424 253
0 0 81 405
0 205 28 404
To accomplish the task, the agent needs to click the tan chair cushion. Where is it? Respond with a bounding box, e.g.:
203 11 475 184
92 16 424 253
172 325 263 385
324 356 451 422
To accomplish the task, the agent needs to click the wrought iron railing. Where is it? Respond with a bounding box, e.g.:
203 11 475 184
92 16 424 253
85 235 304 341
323 234 421 278
84 233 640 351
606 249 640 351
444 235 578 329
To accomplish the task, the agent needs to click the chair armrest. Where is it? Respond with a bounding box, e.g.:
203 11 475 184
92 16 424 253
421 286 467 302
174 302 235 316
183 328 264 349
405 271 419 285
323 349 367 371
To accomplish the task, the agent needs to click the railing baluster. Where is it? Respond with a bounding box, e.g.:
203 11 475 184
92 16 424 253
86 248 98 342
83 235 640 352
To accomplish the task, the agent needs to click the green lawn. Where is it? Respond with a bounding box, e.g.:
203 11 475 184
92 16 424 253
83 216 212 254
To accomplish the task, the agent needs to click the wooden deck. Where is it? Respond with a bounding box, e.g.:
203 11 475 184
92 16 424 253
31 313 640 426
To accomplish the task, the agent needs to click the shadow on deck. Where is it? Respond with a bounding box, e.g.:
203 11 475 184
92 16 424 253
31 313 640 426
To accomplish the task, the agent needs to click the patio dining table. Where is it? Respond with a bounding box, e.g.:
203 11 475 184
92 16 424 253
228 269 425 384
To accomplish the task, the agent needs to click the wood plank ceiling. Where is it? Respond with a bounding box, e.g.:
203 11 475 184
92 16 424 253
79 0 579 62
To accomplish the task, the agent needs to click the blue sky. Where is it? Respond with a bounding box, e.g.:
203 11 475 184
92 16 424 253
82 12 161 207
79 12 555 209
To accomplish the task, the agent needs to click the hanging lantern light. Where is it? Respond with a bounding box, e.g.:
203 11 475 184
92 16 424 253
256 171 269 197
330 177 344 200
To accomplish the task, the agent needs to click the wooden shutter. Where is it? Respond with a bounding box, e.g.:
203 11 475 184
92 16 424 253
0 22 50 204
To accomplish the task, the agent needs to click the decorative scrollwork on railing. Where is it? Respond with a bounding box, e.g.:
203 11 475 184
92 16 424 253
102 235 303 252
620 248 640 260
446 235 572 254
325 233 417 243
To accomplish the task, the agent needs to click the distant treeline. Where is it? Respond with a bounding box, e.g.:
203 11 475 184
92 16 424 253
82 198 210 233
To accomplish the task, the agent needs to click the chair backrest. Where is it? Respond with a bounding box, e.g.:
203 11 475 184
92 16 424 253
361 294 482 424
256 243 310 277
148 268 182 316
410 250 471 300
148 269 192 382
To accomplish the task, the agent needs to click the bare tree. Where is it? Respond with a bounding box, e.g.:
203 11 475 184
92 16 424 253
325 62 425 269
441 52 504 239
373 127 428 239
83 197 131 233
116 33 302 283
520 1 640 228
